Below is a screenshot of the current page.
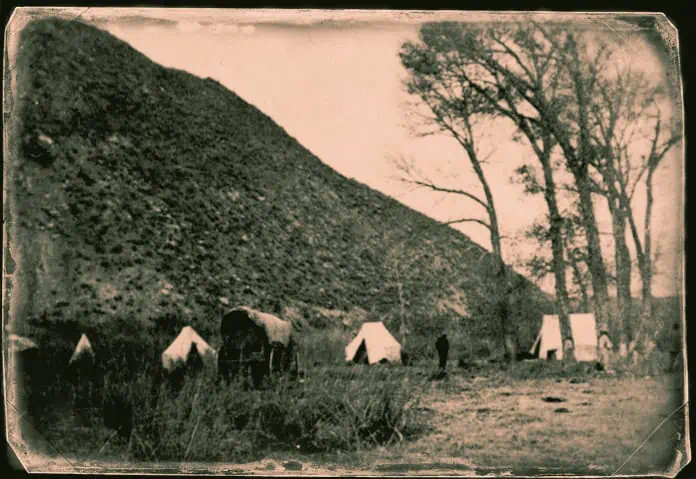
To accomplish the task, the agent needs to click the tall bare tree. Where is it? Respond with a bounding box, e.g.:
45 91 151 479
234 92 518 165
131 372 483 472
398 34 518 360
589 68 647 354
590 66 681 353
513 156 572 342
526 27 616 340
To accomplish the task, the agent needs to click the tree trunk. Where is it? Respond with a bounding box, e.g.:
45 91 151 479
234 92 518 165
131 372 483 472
637 165 656 348
540 156 572 343
600 161 634 357
396 274 408 349
490 207 516 362
466 145 516 362
609 198 633 356
574 170 612 338
620 180 650 337
569 256 590 313
566 57 612 356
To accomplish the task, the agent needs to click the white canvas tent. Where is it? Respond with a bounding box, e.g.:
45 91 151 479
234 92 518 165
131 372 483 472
69 334 95 364
345 322 402 365
162 326 215 371
568 313 599 362
530 314 598 362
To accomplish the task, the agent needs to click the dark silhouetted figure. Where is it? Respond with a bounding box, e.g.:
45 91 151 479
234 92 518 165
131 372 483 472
435 334 450 371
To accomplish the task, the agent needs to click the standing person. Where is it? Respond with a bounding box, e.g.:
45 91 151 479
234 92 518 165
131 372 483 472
598 331 614 374
435 333 450 371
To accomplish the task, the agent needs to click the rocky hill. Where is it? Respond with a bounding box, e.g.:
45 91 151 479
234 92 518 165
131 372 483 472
5 17 552 352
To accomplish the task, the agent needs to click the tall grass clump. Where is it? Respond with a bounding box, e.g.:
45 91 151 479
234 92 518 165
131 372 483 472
119 365 426 462
296 327 353 367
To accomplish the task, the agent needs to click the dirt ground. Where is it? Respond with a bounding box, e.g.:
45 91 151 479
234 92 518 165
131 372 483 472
365 371 686 476
11 368 687 476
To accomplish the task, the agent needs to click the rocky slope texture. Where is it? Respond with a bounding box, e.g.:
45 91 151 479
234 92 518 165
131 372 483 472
5 18 552 351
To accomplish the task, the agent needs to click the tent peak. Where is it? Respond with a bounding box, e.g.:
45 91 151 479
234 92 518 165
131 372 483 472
162 325 214 371
69 333 95 364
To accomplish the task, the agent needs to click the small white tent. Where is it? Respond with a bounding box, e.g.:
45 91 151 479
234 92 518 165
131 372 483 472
162 326 215 371
530 314 598 362
345 322 402 365
69 334 95 364
569 313 599 362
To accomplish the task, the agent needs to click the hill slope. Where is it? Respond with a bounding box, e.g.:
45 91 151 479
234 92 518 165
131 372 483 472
5 17 552 351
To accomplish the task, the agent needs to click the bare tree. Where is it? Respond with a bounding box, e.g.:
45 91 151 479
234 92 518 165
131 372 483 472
590 66 682 353
513 157 572 342
589 68 647 355
622 106 681 349
398 33 518 360
526 26 616 340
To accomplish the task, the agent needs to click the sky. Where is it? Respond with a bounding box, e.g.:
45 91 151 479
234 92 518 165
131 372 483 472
62 9 683 297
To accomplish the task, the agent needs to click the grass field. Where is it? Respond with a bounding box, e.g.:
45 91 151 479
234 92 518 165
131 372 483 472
11 359 686 476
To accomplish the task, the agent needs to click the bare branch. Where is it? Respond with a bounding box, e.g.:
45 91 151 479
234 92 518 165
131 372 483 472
443 217 491 230
490 34 537 85
399 177 490 211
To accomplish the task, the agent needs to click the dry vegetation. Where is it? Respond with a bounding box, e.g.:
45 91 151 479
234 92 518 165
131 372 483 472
15 356 684 475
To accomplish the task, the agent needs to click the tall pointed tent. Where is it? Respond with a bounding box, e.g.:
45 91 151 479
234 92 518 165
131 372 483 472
162 326 215 371
345 322 402 365
530 314 598 362
69 334 95 364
